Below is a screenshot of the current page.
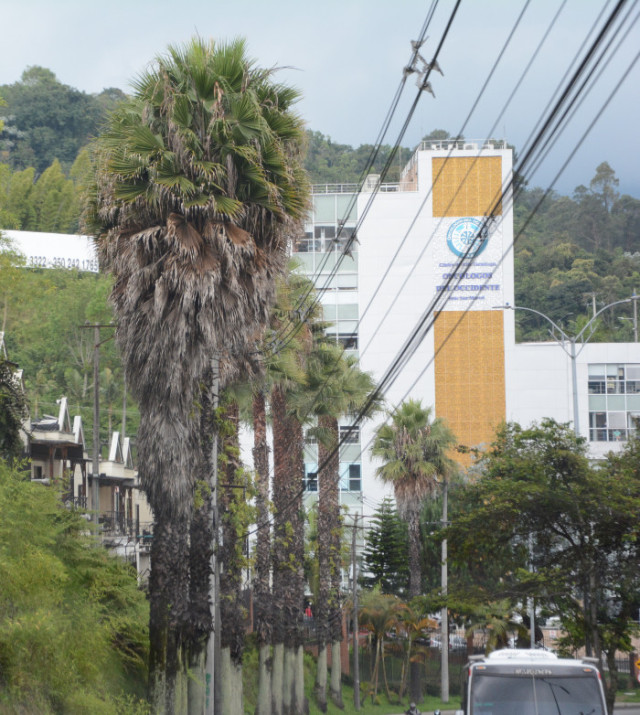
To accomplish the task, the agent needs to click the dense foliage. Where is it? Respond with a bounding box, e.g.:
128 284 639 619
0 458 149 713
446 420 640 712
361 497 409 596
0 67 124 174
0 250 134 457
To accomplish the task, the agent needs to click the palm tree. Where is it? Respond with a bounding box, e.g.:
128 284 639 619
84 37 309 713
302 339 379 711
252 271 307 715
372 400 456 704
268 270 319 715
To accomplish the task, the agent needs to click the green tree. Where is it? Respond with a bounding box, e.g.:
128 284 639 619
361 497 409 597
0 66 104 174
0 458 149 713
0 356 27 461
448 419 640 713
85 37 309 713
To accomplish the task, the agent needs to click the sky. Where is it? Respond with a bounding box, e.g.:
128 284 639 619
3 0 640 197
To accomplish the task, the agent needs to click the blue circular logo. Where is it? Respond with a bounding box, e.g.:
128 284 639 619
446 218 489 258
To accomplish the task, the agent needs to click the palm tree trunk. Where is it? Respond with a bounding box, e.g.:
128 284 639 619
315 415 338 712
219 402 246 713
187 373 216 713
271 385 307 715
271 384 290 715
253 391 273 715
316 414 344 710
148 514 190 714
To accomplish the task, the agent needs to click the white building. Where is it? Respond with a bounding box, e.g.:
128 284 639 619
297 140 640 521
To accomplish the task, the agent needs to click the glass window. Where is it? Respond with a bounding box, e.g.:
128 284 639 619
627 395 640 410
626 366 640 380
322 304 337 322
339 463 361 491
607 395 626 411
628 412 640 429
336 195 357 221
337 273 357 289
349 464 361 492
588 364 640 442
339 426 360 444
314 196 336 222
337 303 359 320
609 412 627 428
305 468 318 492
337 334 358 350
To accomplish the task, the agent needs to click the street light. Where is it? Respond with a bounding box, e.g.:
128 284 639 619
494 296 639 436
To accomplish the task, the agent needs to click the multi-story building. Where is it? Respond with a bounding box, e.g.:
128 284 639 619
296 140 640 524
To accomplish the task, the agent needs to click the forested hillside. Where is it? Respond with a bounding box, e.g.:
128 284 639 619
1 67 639 446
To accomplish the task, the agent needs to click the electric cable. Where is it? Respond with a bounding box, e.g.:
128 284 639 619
246 0 634 537
244 0 635 538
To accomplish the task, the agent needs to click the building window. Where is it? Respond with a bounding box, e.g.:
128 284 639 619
339 463 361 492
339 425 360 444
337 334 358 350
305 471 318 492
588 363 640 442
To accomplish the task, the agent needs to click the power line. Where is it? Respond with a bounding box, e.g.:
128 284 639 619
244 0 635 539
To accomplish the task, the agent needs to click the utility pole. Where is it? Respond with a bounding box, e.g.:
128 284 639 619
92 325 100 528
79 323 115 531
206 356 220 715
441 476 449 703
351 513 361 711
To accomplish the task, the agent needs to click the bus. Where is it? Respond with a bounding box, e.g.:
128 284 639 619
456 648 607 715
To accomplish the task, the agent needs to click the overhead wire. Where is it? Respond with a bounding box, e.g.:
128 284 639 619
265 0 459 358
244 0 635 538
310 0 640 518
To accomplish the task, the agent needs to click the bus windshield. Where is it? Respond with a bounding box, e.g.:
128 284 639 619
470 671 605 715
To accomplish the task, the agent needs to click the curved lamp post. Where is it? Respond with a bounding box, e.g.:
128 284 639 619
494 296 638 436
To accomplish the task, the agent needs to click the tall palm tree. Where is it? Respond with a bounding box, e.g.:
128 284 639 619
268 270 319 715
372 400 456 704
252 270 307 715
84 37 308 713
302 340 379 711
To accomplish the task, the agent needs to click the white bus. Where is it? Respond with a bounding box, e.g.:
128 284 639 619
456 648 607 715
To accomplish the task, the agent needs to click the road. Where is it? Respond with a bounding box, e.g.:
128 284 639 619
615 708 640 714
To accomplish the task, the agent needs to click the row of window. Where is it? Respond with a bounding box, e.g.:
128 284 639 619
304 463 362 493
588 364 640 442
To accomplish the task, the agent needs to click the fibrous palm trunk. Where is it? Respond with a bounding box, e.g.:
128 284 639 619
253 391 273 715
271 385 308 715
186 369 216 713
148 515 190 713
219 402 246 714
316 414 341 712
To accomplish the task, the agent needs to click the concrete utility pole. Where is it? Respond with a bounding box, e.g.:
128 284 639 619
351 513 361 711
92 325 100 527
205 356 221 715
441 476 449 703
